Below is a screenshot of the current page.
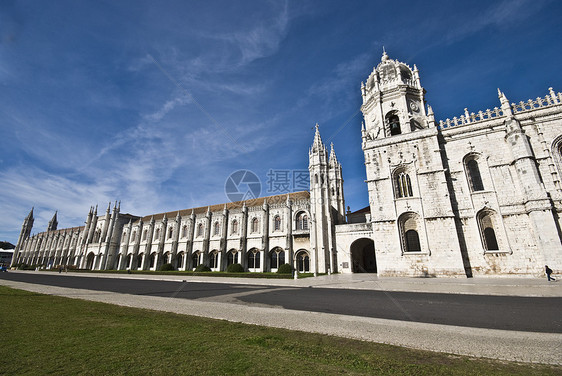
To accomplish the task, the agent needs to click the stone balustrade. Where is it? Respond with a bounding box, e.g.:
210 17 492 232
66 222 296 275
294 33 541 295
438 88 561 129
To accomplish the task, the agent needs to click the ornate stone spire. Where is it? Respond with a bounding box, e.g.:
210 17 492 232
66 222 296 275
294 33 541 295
47 211 58 232
329 142 339 167
26 207 34 220
310 123 326 154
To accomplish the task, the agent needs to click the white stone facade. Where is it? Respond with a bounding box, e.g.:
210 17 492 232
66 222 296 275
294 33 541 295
12 52 562 277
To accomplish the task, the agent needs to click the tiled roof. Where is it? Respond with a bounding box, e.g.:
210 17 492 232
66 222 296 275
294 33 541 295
137 191 310 223
33 226 85 237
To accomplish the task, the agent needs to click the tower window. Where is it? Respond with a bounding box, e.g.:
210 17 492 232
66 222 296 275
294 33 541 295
478 210 500 251
405 230 421 252
398 212 423 254
395 171 413 198
466 158 484 192
386 111 401 136
274 215 281 231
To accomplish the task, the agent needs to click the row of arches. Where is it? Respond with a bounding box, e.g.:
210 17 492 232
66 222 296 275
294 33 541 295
109 248 312 273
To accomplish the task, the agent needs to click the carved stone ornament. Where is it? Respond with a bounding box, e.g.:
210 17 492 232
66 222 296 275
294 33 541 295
409 101 419 112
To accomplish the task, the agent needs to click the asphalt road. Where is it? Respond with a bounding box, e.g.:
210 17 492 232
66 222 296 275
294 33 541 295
1 272 560 333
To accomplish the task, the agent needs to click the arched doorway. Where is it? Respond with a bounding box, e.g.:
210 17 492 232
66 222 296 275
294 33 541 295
85 252 95 270
350 238 376 273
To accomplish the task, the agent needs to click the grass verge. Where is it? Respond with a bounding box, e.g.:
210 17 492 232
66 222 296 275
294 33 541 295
0 285 559 375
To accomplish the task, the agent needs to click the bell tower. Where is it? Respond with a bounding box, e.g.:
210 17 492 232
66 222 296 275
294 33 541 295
360 51 428 141
359 51 465 277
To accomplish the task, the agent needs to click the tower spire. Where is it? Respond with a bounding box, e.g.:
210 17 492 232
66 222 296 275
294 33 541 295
311 123 326 154
329 142 339 166
26 207 34 220
47 211 58 232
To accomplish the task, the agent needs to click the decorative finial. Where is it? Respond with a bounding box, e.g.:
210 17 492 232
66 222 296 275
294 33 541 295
381 46 388 61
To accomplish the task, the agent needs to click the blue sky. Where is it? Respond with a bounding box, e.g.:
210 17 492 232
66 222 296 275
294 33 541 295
1 0 561 243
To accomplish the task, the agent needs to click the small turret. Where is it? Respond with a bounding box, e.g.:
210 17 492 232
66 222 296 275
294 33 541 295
498 88 513 117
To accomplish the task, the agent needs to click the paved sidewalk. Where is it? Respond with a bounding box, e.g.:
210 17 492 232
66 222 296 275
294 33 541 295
16 270 562 297
1 277 560 365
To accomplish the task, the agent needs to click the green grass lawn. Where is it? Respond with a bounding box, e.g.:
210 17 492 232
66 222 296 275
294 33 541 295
0 286 558 375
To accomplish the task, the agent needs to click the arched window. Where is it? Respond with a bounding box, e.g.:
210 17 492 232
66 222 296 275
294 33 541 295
551 135 562 180
248 249 260 269
177 252 184 269
197 223 203 237
213 221 220 236
478 210 500 251
466 158 484 192
142 230 147 241
231 220 238 234
94 229 101 243
168 226 173 239
137 253 143 268
296 212 308 231
155 228 160 240
181 225 188 238
122 232 127 243
405 230 421 252
398 212 423 253
149 253 156 268
296 250 310 272
395 171 413 198
131 231 136 242
251 218 259 233
227 250 238 266
274 215 281 231
386 111 401 136
209 251 219 269
192 252 200 268
270 248 285 269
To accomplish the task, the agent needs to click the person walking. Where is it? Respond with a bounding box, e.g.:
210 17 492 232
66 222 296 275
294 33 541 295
545 265 555 281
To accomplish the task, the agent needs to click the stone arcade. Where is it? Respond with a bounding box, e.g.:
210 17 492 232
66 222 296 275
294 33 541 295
12 52 562 277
